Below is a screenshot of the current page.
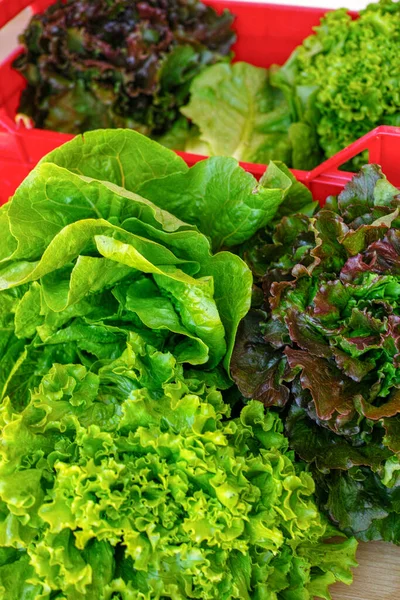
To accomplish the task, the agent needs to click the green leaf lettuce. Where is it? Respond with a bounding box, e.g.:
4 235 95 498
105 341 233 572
181 62 321 170
0 354 357 598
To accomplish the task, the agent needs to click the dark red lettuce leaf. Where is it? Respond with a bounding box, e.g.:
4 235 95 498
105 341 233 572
285 347 355 421
307 210 349 274
240 213 316 280
383 416 400 453
233 164 400 543
314 467 400 544
14 0 235 135
230 310 293 407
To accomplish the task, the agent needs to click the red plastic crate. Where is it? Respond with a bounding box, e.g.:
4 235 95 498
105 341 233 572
2 122 400 207
1 1 398 206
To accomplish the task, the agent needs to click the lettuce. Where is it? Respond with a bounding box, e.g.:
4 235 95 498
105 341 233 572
0 130 358 597
0 130 258 390
0 130 318 400
232 164 400 543
37 129 306 253
180 62 321 170
14 0 235 136
272 0 400 165
0 347 357 599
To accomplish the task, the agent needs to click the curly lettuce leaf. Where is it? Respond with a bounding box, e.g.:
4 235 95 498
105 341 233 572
271 1 400 163
0 345 357 598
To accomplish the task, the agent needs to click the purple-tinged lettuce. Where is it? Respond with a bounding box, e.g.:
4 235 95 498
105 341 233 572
232 164 400 542
14 0 235 135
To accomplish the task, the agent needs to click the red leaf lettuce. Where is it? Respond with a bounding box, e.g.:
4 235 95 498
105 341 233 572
232 164 400 543
14 0 235 135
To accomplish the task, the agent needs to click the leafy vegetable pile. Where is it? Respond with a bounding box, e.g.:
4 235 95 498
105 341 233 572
178 0 400 169
0 368 357 599
14 0 400 170
0 130 357 598
272 0 400 164
232 164 400 544
14 0 234 135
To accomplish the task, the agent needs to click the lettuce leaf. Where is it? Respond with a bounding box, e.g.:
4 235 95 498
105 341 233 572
181 62 321 170
138 157 300 251
37 130 303 253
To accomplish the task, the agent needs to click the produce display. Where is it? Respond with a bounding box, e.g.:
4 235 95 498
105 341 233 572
3 0 400 596
13 0 235 135
13 0 400 170
180 0 400 168
0 130 358 598
232 164 400 544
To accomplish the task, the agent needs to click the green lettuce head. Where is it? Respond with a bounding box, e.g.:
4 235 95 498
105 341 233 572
0 349 356 599
0 129 257 393
272 0 400 165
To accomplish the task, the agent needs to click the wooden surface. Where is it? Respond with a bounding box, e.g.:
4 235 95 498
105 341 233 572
330 542 400 600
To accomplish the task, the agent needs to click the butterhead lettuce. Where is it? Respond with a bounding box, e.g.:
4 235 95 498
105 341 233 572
180 62 321 170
